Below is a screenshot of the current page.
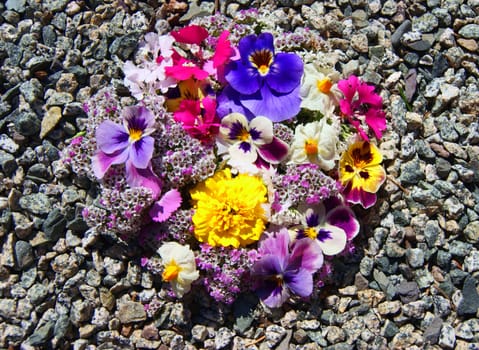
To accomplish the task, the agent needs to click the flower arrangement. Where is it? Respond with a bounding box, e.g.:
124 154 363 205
64 9 387 309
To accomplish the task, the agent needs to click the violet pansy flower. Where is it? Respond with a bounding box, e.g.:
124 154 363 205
218 33 303 122
92 106 161 198
251 229 323 308
219 113 289 169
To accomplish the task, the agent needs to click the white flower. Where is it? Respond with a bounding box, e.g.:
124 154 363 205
300 63 342 112
218 113 289 172
289 118 339 171
158 242 199 297
123 33 177 100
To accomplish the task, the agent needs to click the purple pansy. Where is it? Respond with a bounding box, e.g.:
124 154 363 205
217 33 303 122
219 113 289 169
92 106 161 197
251 229 323 308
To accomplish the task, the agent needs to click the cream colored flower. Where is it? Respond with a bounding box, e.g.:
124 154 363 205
300 63 342 112
289 118 339 171
158 242 199 297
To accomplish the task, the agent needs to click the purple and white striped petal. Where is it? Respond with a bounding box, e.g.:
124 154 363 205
220 113 250 143
249 116 273 145
123 106 156 135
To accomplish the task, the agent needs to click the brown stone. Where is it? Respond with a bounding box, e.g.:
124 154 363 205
457 38 478 52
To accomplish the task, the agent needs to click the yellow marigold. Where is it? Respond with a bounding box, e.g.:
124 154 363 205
190 168 268 248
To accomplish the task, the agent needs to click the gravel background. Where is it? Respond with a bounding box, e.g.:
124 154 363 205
0 0 479 349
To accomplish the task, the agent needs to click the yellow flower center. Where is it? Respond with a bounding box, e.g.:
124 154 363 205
129 128 143 142
304 139 318 155
190 169 268 248
238 129 250 141
316 77 333 94
304 227 318 239
250 49 273 77
162 260 181 282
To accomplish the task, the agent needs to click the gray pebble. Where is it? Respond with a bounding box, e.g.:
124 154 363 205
438 324 456 349
27 283 49 305
215 327 235 349
15 240 34 269
458 24 479 39
457 277 479 316
19 193 52 215
118 301 146 324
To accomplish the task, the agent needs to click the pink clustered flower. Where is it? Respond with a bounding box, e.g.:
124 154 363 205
337 75 386 141
75 13 389 307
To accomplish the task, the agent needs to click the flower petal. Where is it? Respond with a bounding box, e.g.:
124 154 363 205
96 120 129 154
316 225 347 256
249 116 273 144
220 113 250 142
129 136 154 169
213 31 234 68
241 84 301 122
326 205 360 241
289 238 324 272
171 25 209 45
229 141 258 164
91 150 127 179
258 229 290 260
284 268 313 297
216 86 255 120
225 60 261 95
150 189 182 222
257 137 289 164
266 52 303 94
125 161 162 199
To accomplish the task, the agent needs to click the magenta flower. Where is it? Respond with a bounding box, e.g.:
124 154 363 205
251 229 323 308
92 106 161 198
337 75 386 140
174 97 220 143
217 33 303 122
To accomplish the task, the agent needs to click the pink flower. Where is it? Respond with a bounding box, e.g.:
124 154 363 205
171 25 209 45
337 75 386 140
173 97 220 143
165 52 209 81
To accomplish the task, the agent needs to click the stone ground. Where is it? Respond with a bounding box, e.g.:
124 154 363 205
0 0 479 349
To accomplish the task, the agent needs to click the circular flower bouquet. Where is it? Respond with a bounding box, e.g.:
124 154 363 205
64 9 387 309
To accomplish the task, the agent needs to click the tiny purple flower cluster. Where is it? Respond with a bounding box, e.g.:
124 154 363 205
196 244 258 304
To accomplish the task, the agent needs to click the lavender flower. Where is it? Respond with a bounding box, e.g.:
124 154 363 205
251 229 323 308
92 105 161 198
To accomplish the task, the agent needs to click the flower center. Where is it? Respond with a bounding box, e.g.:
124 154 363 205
129 128 143 142
238 128 250 141
162 260 181 282
316 77 333 94
304 139 318 155
250 49 273 76
304 227 318 239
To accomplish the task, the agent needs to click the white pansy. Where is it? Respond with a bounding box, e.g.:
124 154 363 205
289 118 339 171
158 242 199 297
